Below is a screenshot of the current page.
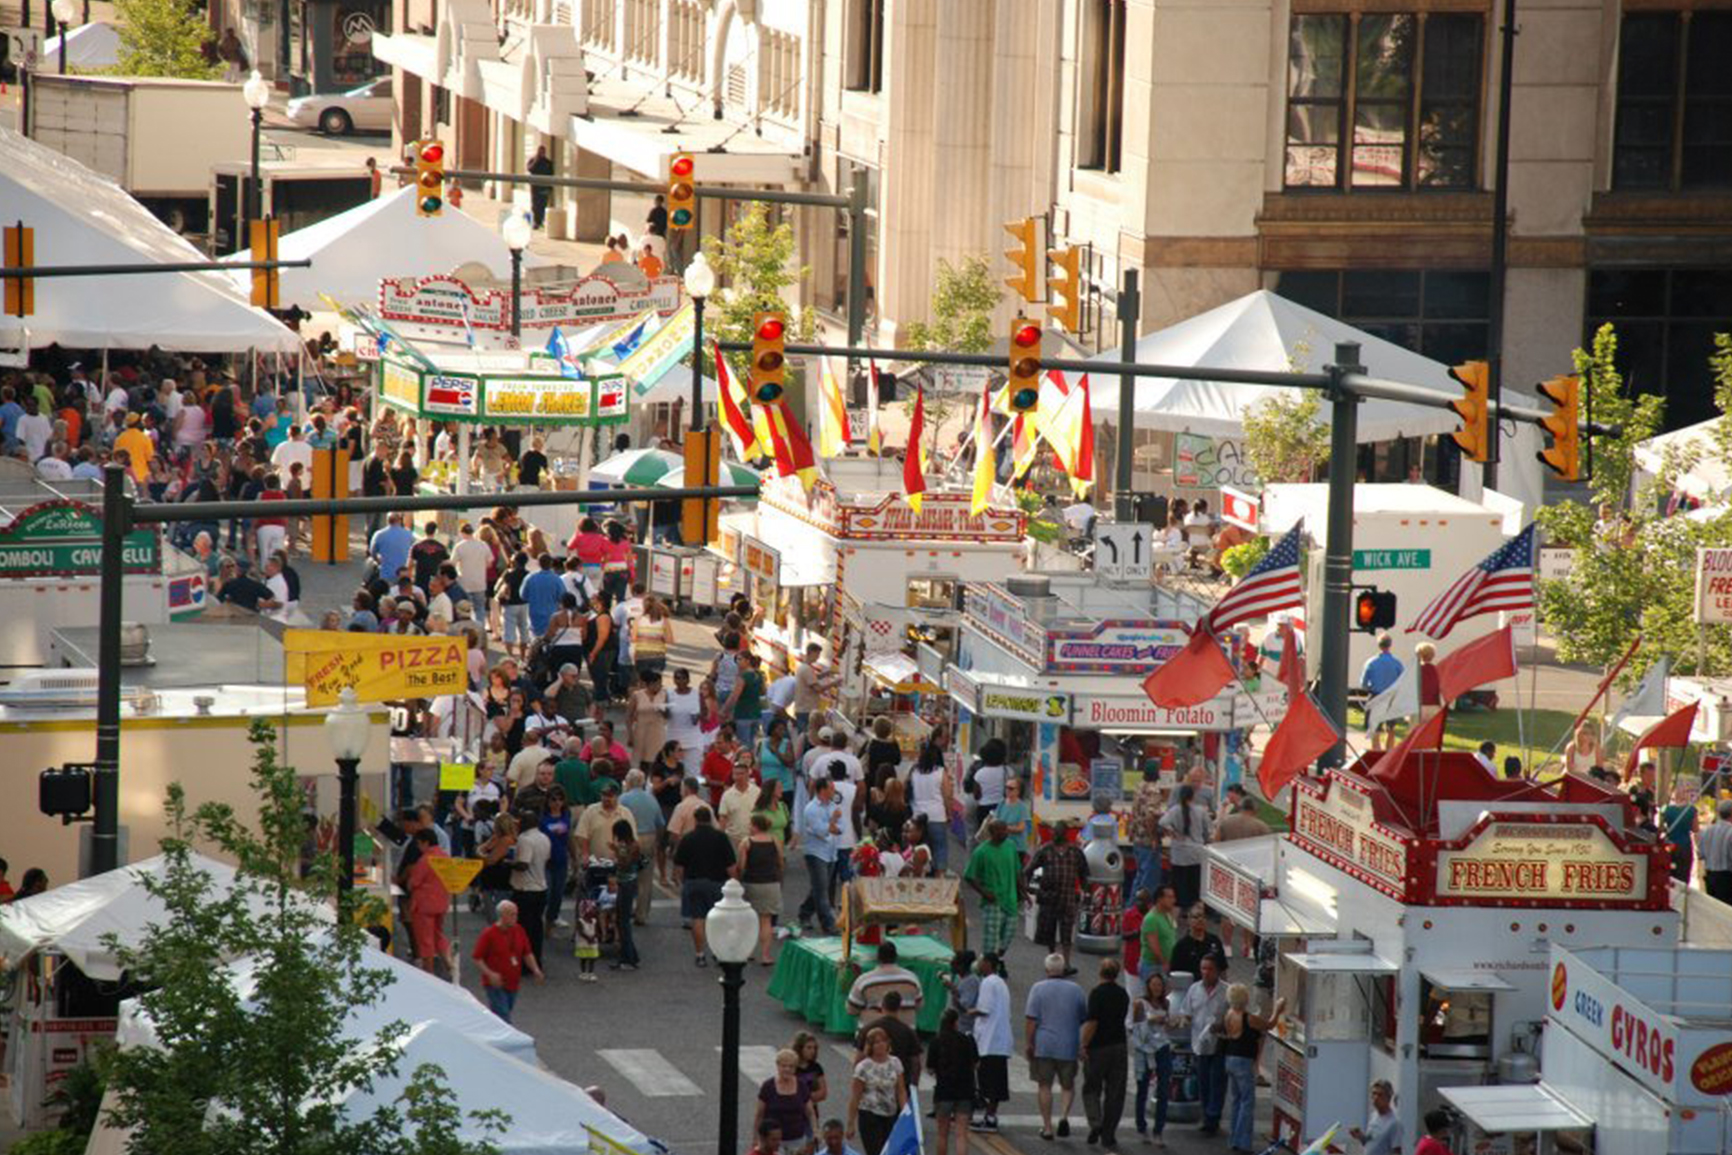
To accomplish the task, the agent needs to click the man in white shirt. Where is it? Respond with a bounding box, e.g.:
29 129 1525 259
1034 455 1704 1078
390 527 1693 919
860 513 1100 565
508 811 552 963
271 425 314 478
451 522 493 606
716 762 761 842
103 379 130 417
967 955 1013 1132
35 444 73 481
1350 1080 1404 1155
15 399 52 463
1473 740 1498 776
766 671 797 719
262 556 296 623
426 572 455 624
524 694 573 748
1177 955 1229 1135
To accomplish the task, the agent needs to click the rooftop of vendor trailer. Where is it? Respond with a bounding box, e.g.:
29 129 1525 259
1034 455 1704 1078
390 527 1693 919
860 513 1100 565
991 571 1213 627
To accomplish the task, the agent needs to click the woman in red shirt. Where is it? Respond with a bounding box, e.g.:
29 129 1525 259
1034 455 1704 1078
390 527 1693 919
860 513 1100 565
601 520 635 601
568 517 608 587
254 472 288 562
404 829 452 973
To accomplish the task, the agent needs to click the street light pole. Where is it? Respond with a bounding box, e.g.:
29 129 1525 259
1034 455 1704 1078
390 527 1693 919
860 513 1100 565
90 464 127 876
705 880 757 1155
510 248 523 338
50 0 72 73
683 252 716 434
243 71 271 236
1113 268 1141 522
1318 341 1365 766
324 686 371 900
502 210 532 342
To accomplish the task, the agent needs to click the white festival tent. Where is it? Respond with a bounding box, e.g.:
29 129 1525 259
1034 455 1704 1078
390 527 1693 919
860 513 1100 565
95 1017 656 1155
1084 289 1544 510
42 22 121 70
1634 417 1730 504
225 185 554 311
0 127 299 354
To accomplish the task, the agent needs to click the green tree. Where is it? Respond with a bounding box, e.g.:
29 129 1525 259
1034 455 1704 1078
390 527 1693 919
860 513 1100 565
1241 391 1328 484
101 721 504 1155
112 0 220 78
902 254 1002 355
1534 324 1732 678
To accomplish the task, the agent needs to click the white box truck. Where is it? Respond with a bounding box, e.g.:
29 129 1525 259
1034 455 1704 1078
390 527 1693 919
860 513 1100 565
1258 483 1509 684
27 74 250 239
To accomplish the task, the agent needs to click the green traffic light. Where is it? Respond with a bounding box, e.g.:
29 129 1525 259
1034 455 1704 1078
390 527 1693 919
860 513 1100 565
1012 387 1038 411
420 196 442 214
755 383 783 404
672 208 693 226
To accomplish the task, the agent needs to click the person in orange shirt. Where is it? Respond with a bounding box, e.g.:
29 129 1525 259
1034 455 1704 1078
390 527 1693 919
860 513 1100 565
404 828 453 973
600 237 625 265
113 414 154 481
638 242 663 279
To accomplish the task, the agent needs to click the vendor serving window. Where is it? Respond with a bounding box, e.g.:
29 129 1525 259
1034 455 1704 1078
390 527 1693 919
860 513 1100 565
1284 10 1484 191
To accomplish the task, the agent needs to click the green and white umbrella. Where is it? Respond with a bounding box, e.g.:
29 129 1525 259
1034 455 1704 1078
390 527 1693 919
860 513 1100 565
655 461 763 502
588 447 682 487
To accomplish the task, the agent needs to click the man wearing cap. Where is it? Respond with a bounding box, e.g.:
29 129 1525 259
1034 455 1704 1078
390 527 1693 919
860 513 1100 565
1024 819 1088 973
546 662 588 723
575 779 636 860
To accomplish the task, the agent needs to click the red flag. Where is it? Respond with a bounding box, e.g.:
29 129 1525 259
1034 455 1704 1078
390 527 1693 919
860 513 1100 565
1277 624 1306 699
715 344 758 460
1258 690 1340 798
1623 701 1699 779
1073 374 1094 486
1368 705 1449 785
780 399 819 490
1436 625 1518 704
1141 626 1235 710
903 384 928 512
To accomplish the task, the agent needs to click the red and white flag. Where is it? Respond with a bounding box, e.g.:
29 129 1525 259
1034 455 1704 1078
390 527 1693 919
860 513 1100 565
1206 523 1304 634
1408 524 1535 639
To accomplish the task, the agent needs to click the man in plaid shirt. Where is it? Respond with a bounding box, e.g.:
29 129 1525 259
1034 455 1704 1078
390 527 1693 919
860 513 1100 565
1024 819 1089 973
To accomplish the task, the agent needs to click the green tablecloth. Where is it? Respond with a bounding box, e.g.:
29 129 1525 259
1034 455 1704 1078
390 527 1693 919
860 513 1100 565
766 935 953 1036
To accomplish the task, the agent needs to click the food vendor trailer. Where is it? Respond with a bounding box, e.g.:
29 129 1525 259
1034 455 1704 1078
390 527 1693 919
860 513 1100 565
0 481 208 667
715 458 1026 677
946 571 1282 831
1213 749 1679 1149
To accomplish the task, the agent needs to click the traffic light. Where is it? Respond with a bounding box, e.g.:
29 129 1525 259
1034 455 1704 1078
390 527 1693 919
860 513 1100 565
668 153 696 231
1006 319 1042 414
1449 359 1491 463
1536 373 1582 481
414 140 445 217
250 217 279 309
750 312 787 404
1048 245 1081 334
3 222 33 319
1004 217 1041 303
1353 588 1397 633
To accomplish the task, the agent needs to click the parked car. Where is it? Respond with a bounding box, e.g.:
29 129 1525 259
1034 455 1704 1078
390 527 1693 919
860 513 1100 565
285 77 391 135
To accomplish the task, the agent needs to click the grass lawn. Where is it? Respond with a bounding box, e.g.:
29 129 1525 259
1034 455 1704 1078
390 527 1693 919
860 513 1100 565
1347 705 1580 776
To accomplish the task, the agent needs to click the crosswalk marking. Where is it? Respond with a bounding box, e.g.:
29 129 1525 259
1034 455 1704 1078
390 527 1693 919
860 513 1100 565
597 1048 704 1097
726 1044 782 1085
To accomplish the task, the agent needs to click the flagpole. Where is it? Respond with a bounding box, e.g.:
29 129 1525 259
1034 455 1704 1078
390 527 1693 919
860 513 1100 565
1535 633 1641 775
1525 637 1540 776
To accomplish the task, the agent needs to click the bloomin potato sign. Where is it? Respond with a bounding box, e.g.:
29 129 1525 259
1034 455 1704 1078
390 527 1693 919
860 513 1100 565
284 630 468 706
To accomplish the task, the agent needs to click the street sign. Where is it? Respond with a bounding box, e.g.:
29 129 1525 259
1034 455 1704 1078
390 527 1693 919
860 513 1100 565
426 856 485 894
1093 522 1154 582
1220 486 1259 531
1694 547 1732 624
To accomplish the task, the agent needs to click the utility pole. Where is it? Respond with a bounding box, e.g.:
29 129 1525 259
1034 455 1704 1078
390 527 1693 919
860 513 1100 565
1113 269 1140 522
1318 342 1365 765
1484 0 1518 489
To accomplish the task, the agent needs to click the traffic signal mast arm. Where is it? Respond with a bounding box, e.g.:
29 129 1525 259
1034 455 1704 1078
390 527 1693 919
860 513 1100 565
709 339 1622 439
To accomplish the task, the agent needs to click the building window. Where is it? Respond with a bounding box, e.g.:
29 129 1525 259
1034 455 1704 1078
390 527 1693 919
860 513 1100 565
846 0 884 93
1274 269 1490 365
1078 0 1125 173
1613 12 1732 191
1284 12 1482 191
1587 269 1732 429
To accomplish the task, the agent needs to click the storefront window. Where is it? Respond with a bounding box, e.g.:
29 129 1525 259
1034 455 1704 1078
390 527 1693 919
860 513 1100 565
906 577 957 610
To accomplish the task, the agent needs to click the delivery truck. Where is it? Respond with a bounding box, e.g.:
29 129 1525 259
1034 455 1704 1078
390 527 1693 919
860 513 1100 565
1258 483 1509 684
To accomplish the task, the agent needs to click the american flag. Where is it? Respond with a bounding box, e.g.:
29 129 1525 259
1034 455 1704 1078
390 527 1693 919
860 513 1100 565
1206 522 1305 633
1407 522 1536 639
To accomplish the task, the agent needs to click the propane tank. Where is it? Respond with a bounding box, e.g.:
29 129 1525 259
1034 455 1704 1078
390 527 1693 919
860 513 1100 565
1075 814 1125 955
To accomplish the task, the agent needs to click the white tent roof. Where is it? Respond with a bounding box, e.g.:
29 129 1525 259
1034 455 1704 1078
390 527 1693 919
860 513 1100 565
0 126 299 354
43 22 120 69
1086 289 1462 442
1635 416 1730 502
226 186 552 310
115 947 538 1064
0 852 256 981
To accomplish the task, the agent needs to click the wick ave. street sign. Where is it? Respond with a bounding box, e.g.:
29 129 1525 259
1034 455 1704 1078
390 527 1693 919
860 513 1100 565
0 502 159 578
1353 548 1431 570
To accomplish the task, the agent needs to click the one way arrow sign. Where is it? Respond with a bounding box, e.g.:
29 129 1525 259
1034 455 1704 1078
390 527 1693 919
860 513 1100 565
1093 522 1154 582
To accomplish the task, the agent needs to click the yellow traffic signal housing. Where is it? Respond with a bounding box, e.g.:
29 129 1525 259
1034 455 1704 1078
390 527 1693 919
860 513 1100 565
1536 374 1581 481
1048 245 1081 334
681 427 721 545
750 312 787 404
668 154 696 230
415 141 445 217
250 217 280 309
3 223 34 318
1003 217 1041 303
1006 319 1042 414
1449 360 1491 463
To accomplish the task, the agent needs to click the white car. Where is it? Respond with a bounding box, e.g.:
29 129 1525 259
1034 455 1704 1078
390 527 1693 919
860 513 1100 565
285 78 392 135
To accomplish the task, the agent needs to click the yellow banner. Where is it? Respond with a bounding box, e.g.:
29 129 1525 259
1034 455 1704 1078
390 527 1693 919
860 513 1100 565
439 761 477 791
426 856 485 894
283 629 469 706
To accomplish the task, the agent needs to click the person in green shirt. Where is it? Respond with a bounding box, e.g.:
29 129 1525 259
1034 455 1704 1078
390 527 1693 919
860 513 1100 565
553 738 601 809
730 652 767 749
1139 884 1178 983
964 820 1024 958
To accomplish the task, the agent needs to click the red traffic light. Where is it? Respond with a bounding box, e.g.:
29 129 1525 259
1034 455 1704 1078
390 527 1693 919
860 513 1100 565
419 142 444 165
1013 322 1041 348
671 155 694 178
756 317 785 342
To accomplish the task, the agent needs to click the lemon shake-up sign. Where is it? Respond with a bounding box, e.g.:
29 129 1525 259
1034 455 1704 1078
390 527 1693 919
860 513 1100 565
284 630 469 706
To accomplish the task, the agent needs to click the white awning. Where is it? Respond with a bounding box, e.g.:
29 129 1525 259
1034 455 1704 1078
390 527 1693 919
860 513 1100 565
569 76 800 185
1420 967 1517 993
1284 950 1400 975
863 652 940 695
1439 1084 1594 1132
777 547 837 588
